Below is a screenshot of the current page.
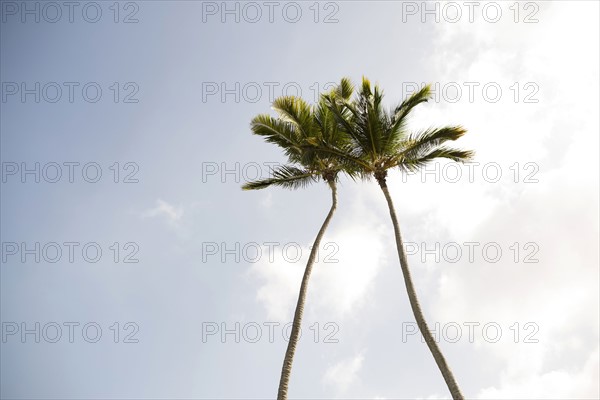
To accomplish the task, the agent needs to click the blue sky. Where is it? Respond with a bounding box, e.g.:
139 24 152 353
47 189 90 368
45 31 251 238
1 1 599 399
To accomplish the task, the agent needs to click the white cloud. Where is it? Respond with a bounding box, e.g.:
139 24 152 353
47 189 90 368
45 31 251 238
323 351 366 394
412 2 600 398
142 199 184 225
478 347 599 399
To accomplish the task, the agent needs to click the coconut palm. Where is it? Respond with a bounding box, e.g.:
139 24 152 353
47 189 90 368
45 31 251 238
320 78 472 399
242 83 355 400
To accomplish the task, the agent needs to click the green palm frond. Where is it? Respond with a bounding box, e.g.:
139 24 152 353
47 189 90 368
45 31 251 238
272 96 315 138
385 85 432 150
394 126 468 164
315 86 356 147
305 141 372 172
393 84 431 121
335 77 354 100
397 147 474 173
313 99 336 143
347 78 406 159
322 92 358 140
336 82 379 159
360 77 373 98
250 114 303 162
242 165 318 190
366 84 386 156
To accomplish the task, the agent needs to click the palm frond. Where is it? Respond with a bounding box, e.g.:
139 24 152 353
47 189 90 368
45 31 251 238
393 84 431 119
394 126 468 164
397 146 474 173
360 77 372 98
272 96 314 138
323 92 366 153
335 77 354 100
250 114 303 162
349 79 386 159
242 165 318 190
306 141 372 171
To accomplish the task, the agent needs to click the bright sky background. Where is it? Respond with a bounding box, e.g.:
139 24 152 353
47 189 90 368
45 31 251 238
1 1 598 399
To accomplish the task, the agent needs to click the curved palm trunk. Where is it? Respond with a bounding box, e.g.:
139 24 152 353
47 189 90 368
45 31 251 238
378 180 464 400
277 180 338 400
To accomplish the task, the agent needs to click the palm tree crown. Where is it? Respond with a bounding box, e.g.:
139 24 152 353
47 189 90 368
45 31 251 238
322 77 473 184
243 81 356 190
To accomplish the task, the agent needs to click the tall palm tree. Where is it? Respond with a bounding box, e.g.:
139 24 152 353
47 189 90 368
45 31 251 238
242 83 355 400
321 78 472 400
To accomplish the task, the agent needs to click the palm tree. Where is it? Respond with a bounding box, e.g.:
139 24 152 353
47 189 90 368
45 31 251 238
321 78 472 399
242 83 355 400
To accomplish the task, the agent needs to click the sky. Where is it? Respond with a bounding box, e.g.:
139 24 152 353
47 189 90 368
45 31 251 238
1 1 599 399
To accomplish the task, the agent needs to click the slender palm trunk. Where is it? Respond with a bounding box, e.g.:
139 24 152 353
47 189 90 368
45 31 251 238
378 179 464 400
277 180 338 400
